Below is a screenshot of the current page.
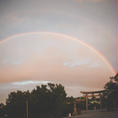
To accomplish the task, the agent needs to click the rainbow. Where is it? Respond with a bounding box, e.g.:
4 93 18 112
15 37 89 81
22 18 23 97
0 31 116 75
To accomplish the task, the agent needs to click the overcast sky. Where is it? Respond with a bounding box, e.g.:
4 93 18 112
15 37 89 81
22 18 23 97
0 0 117 103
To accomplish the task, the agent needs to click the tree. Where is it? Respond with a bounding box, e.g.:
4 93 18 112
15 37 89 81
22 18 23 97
104 73 118 110
2 83 67 118
0 103 6 118
30 83 67 118
6 90 30 118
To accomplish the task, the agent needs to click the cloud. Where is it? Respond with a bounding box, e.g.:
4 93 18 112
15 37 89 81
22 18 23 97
64 59 100 68
12 80 50 85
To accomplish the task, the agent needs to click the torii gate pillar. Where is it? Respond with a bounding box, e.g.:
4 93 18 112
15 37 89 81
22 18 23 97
80 90 106 111
73 102 78 115
85 94 88 111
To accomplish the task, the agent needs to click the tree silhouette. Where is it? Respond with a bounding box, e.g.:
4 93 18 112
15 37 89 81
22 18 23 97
0 83 69 118
104 73 118 110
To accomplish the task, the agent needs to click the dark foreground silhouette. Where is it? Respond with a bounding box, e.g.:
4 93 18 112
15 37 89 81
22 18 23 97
0 73 118 118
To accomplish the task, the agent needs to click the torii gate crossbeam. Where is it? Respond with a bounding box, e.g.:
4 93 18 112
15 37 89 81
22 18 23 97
80 90 106 111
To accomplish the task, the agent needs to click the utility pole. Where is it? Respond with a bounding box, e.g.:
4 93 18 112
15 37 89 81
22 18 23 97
26 100 28 118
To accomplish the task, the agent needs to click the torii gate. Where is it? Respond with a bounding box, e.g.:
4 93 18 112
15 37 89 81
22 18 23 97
80 90 106 111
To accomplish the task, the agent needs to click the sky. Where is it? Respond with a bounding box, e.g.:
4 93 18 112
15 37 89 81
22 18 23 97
0 0 118 103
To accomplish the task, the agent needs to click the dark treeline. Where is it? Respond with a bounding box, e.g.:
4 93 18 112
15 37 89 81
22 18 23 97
0 83 74 118
103 73 118 110
0 73 118 118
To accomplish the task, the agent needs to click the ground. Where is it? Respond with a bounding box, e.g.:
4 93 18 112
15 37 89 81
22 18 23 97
65 110 118 118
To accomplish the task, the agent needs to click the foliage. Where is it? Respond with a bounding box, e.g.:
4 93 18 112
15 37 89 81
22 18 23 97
0 83 71 118
104 73 118 110
0 103 6 118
